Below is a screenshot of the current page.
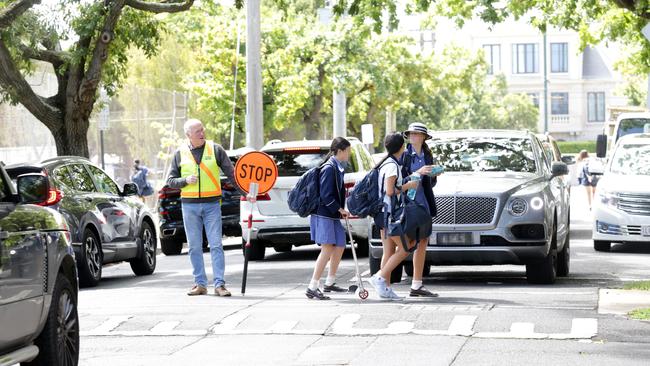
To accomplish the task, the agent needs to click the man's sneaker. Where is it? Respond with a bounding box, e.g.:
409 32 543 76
215 286 232 297
409 286 439 298
324 283 347 293
306 288 330 300
187 285 207 296
369 274 390 298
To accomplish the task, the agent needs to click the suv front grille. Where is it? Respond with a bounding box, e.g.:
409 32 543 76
617 193 650 216
432 196 497 225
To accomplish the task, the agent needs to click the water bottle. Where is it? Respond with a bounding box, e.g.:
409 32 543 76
407 173 421 200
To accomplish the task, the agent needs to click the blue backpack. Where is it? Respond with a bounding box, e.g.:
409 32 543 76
288 162 332 217
347 159 397 218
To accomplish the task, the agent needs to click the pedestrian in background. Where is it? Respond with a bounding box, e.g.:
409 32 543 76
305 137 352 300
577 150 596 209
131 159 153 202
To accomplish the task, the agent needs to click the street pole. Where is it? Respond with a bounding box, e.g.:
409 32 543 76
385 107 396 136
246 0 264 150
99 130 105 170
333 90 346 137
543 30 549 134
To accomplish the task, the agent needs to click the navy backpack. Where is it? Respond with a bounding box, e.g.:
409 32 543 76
346 159 398 218
288 162 332 218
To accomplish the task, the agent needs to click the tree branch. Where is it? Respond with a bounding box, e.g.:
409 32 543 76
0 38 63 129
78 0 126 106
0 0 40 29
125 0 194 14
18 43 67 67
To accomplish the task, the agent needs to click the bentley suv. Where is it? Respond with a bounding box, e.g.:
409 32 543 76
6 156 157 287
1 162 79 365
368 130 571 284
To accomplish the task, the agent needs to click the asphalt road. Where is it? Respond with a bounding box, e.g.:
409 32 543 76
78 193 650 366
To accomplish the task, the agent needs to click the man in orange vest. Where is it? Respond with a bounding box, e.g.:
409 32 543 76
166 119 244 296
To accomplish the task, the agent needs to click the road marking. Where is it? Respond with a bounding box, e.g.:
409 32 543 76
210 312 249 334
82 316 131 336
80 313 597 340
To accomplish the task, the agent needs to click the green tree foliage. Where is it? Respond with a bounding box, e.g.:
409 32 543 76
0 0 195 157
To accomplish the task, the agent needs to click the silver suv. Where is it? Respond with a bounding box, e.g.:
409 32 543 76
1 163 79 365
369 130 571 284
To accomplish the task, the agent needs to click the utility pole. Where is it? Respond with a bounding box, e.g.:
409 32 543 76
385 107 396 136
246 0 264 150
543 30 549 134
333 90 346 137
98 88 109 170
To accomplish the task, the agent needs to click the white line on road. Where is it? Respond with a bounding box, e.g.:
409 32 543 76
210 312 249 334
82 316 132 336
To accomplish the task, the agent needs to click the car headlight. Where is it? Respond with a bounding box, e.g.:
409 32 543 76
598 190 618 208
508 198 528 216
530 196 544 210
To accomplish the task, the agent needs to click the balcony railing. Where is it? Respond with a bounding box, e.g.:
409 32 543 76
551 115 570 124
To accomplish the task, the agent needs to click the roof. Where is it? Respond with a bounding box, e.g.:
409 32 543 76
429 129 533 140
618 133 650 144
582 46 612 80
617 112 650 121
261 138 361 152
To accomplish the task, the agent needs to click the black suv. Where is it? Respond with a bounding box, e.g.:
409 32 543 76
1 162 79 365
157 148 251 255
6 156 157 287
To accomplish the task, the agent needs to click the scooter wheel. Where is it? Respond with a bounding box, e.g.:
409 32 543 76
359 289 369 300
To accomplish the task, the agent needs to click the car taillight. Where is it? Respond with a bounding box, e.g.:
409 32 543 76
158 187 181 199
344 182 355 197
39 189 62 206
240 193 271 201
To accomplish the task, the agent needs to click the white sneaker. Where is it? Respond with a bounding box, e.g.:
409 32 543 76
386 287 403 300
369 274 390 298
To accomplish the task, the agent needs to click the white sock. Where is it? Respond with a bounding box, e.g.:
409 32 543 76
411 280 423 290
308 279 320 291
325 276 336 286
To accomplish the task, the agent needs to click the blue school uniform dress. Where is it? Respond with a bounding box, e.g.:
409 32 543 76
310 157 347 247
401 144 438 238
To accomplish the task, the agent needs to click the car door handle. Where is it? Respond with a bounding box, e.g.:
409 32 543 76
84 197 93 202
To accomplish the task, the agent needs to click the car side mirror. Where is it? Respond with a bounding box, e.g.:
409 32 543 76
560 155 575 165
17 173 51 205
596 134 607 158
122 183 139 196
551 162 568 177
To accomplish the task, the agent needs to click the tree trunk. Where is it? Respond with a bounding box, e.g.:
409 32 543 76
50 115 91 157
303 65 325 140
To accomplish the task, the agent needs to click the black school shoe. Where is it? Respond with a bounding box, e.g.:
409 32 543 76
306 288 331 300
409 286 439 298
323 283 347 293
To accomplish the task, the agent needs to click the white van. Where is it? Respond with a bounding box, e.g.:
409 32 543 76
592 133 650 251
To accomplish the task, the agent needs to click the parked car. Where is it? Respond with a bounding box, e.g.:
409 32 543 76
1 162 79 365
240 138 374 260
592 133 650 251
368 130 571 284
158 147 253 255
6 156 157 287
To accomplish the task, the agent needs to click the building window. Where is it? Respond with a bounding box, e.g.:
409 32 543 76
483 44 501 75
526 93 540 108
551 92 569 115
512 43 538 74
551 43 568 73
420 31 435 52
588 92 606 122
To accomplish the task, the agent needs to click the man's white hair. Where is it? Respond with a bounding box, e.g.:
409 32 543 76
184 119 203 135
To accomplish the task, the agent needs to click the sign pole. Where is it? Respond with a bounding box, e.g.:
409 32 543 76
241 182 259 295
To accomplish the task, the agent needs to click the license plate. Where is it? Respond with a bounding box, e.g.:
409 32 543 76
642 226 650 237
437 232 473 245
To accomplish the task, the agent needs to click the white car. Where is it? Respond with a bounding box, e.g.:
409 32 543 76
240 138 374 260
592 133 650 251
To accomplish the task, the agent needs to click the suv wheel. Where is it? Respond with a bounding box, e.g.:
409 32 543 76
78 229 102 287
369 255 403 284
161 238 183 255
242 239 266 261
594 240 611 252
130 221 157 276
557 230 570 277
27 275 79 366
